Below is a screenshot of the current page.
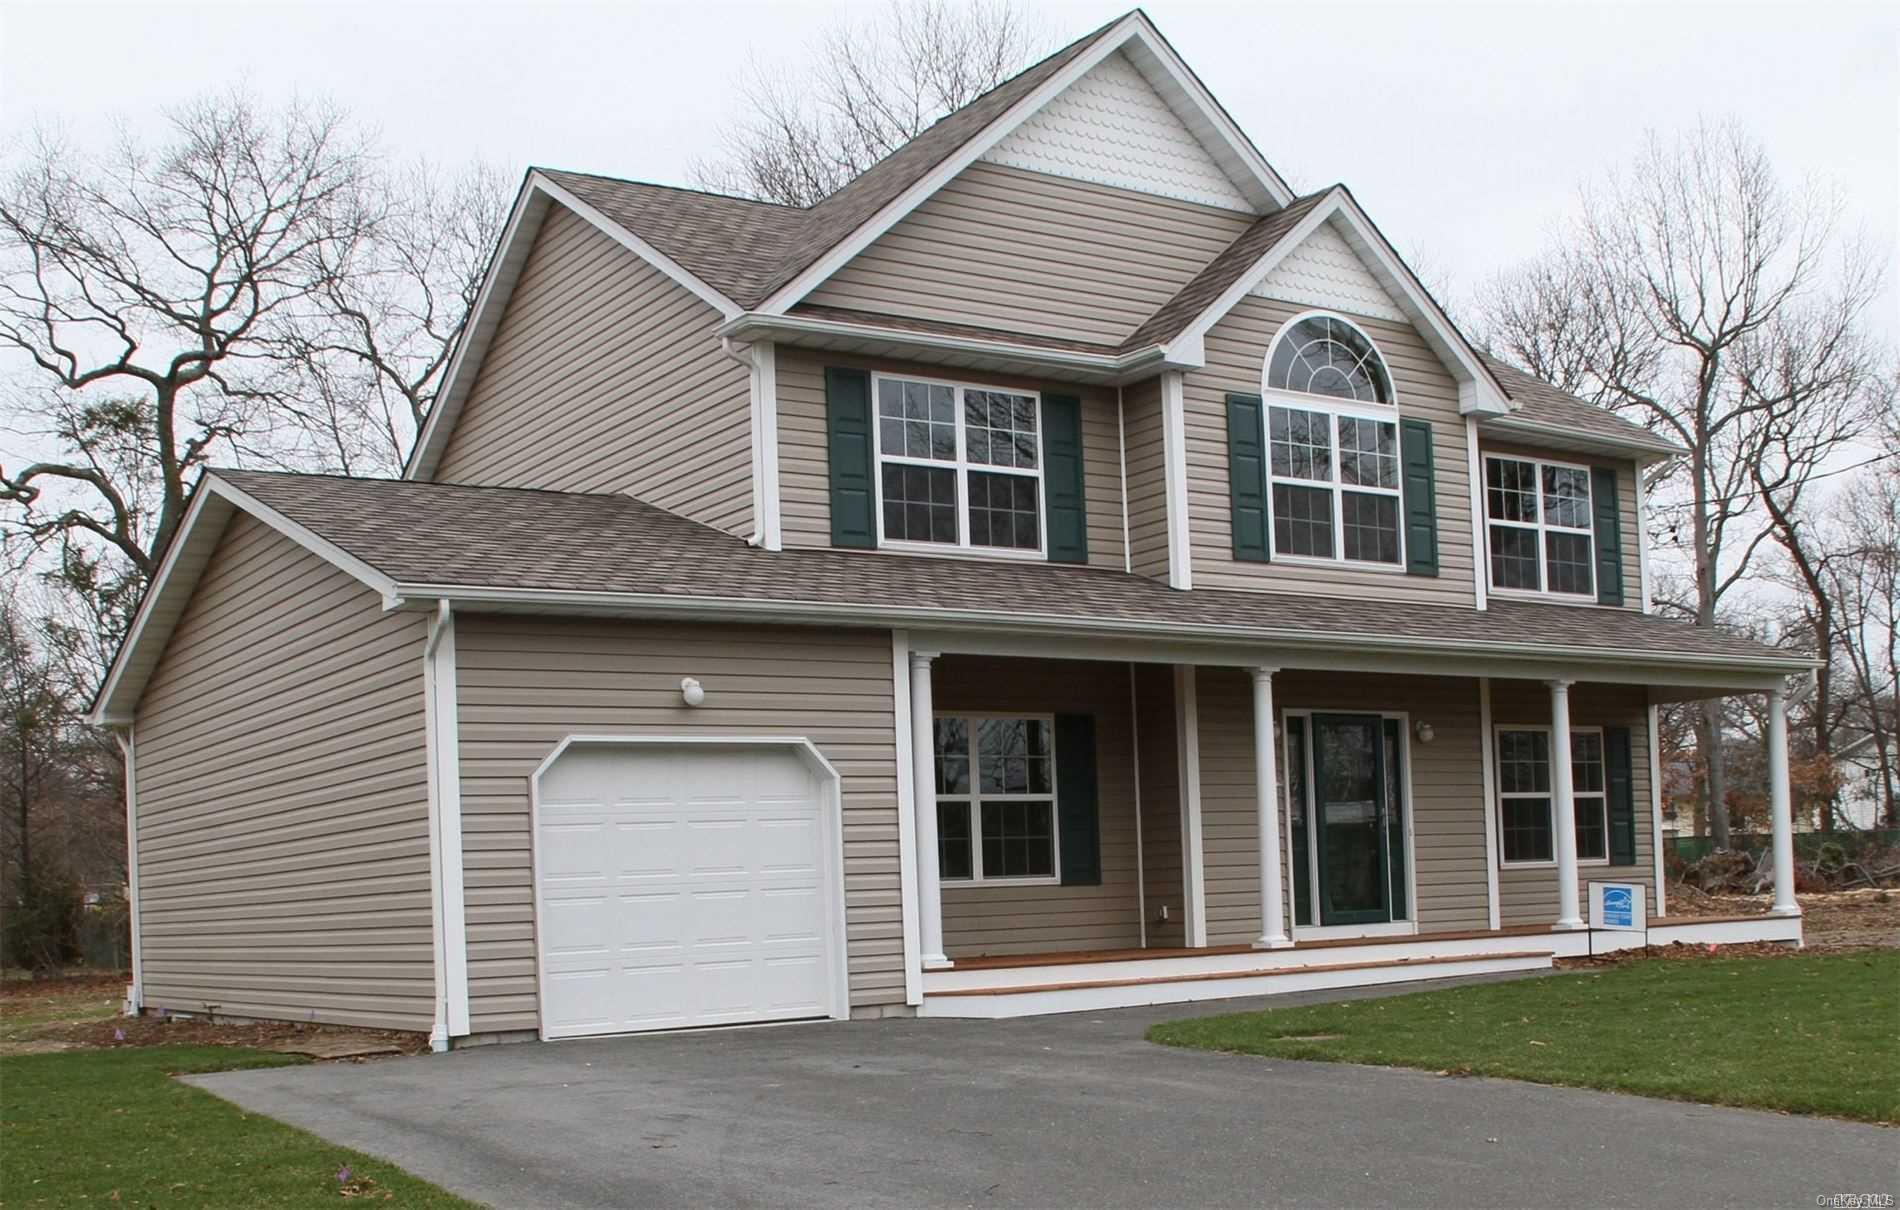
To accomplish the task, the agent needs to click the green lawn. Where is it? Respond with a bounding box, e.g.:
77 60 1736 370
0 1046 478 1207
1148 953 1900 1123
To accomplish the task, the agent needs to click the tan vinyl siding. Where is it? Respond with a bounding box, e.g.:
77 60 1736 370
434 205 752 535
1122 375 1169 581
133 515 432 1031
1185 297 1478 607
1479 444 1645 610
805 162 1254 346
776 348 1126 570
1196 669 1493 945
1489 681 1655 926
935 657 1142 956
1135 664 1184 946
452 618 899 1034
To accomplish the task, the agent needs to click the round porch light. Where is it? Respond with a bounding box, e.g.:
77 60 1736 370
1414 720 1435 744
680 677 706 707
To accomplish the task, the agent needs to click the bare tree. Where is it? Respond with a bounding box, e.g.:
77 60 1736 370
1477 120 1884 846
276 160 509 474
0 93 375 591
1823 462 1900 827
693 0 1046 206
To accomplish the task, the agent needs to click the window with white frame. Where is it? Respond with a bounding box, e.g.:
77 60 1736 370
875 375 1043 554
1262 315 1403 566
1495 727 1609 866
934 716 1058 883
1485 456 1595 597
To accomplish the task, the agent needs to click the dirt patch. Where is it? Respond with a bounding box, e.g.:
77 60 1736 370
1663 886 1900 952
30 1013 430 1057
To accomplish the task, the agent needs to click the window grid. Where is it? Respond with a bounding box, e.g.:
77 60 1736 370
874 373 1044 556
1264 401 1404 567
1485 455 1596 598
1495 726 1611 867
933 714 1060 885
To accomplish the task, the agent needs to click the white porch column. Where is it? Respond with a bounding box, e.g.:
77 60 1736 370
910 650 951 968
1250 668 1291 949
1767 687 1802 917
1549 679 1585 930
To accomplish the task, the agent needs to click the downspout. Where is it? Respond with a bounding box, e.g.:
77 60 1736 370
116 726 143 1016
423 600 453 1052
723 336 767 548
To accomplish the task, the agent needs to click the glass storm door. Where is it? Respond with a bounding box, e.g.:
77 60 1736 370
1312 714 1391 925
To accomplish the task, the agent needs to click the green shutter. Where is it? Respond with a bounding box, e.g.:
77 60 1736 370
825 367 876 548
1226 393 1269 562
1400 418 1439 577
1592 465 1624 606
1606 725 1637 866
1042 393 1088 564
1055 713 1100 886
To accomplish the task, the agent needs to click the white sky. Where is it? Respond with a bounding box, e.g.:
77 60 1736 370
3 0 1895 328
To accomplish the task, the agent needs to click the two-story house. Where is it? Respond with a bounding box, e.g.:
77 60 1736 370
90 11 1809 1047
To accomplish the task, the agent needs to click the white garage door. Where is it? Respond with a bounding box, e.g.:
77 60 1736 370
533 741 840 1039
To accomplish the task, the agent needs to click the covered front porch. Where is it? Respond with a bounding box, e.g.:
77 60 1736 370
895 635 1805 1018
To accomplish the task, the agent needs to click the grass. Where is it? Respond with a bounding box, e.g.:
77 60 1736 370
0 975 122 1043
0 1045 478 1207
1148 952 1900 1123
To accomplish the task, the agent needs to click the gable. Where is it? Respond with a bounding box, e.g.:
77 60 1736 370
980 50 1254 213
1251 217 1407 324
802 161 1254 346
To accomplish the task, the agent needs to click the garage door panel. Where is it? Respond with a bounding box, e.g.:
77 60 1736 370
534 743 839 1039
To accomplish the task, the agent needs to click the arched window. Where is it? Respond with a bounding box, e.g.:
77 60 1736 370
1255 313 1403 566
1266 314 1392 405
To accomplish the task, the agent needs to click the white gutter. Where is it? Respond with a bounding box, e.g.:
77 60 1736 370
115 727 143 1016
422 600 470 1049
717 312 1185 381
1479 415 1683 463
390 583 1817 678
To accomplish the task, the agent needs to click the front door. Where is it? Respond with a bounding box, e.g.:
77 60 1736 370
1311 714 1392 925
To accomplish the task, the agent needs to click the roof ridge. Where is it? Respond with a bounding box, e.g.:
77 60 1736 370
536 167 799 212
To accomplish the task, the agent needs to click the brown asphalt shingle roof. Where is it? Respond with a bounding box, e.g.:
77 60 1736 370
216 470 1798 671
1480 356 1684 456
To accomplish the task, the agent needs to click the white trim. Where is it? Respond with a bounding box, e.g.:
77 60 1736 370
1479 414 1682 463
531 174 740 320
891 632 923 1005
1647 702 1667 917
1633 461 1653 613
1117 385 1132 574
116 727 143 1016
718 311 1178 382
1480 452 1599 601
423 602 470 1039
393 583 1814 686
1648 915 1802 947
1163 191 1511 417
1281 708 1419 937
932 712 1063 886
406 173 744 483
1249 668 1291 949
1466 418 1489 610
1174 664 1207 945
1494 722 1612 870
871 371 1048 558
1478 678 1501 929
90 474 402 725
756 13 1291 316
1257 384 1407 570
525 734 852 1039
743 340 784 551
909 651 951 968
1161 371 1192 589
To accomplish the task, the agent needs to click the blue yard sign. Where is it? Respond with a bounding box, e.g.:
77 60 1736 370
1588 881 1646 932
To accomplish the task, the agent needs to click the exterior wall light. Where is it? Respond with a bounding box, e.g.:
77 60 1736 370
1414 720 1435 744
680 677 706 707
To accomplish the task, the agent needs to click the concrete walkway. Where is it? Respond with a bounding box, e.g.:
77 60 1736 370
189 977 1894 1208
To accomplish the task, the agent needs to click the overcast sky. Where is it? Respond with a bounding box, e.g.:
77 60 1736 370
4 0 1895 326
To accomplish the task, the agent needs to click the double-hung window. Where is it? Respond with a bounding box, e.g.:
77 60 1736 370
933 716 1058 884
875 375 1043 555
1495 727 1609 866
1485 456 1595 597
1262 314 1403 567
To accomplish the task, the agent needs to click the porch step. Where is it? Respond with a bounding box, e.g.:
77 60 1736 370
917 950 1555 1019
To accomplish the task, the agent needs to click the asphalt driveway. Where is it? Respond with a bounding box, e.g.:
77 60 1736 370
190 978 1893 1209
